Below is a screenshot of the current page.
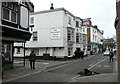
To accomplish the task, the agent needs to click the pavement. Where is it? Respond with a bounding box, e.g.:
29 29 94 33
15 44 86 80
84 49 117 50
1 55 119 83
2 58 76 82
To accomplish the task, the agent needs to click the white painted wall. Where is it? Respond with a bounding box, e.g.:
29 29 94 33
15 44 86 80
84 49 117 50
14 8 88 57
26 10 65 48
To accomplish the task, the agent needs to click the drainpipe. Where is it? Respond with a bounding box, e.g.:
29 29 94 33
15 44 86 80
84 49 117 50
115 0 120 83
23 42 25 66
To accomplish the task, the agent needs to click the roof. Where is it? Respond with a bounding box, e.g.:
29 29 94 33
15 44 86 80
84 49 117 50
30 7 76 18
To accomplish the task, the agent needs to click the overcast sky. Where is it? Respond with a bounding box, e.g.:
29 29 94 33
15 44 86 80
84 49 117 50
30 0 116 38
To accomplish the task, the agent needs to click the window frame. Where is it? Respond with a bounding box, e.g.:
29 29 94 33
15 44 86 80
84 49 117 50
30 17 34 24
33 31 38 41
67 29 75 42
17 48 20 54
68 47 73 56
76 21 79 27
2 7 18 24
68 17 71 25
76 33 80 43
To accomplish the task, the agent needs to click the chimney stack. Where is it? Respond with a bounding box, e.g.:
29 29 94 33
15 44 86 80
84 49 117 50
50 3 54 10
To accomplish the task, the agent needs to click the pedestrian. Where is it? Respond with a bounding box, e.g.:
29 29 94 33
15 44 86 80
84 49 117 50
90 51 93 55
78 50 81 59
114 50 116 55
29 51 37 69
74 50 79 59
2 53 5 79
74 50 77 59
80 50 84 60
109 51 114 62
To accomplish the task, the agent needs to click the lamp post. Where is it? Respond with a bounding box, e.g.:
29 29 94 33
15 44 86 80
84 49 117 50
115 0 120 83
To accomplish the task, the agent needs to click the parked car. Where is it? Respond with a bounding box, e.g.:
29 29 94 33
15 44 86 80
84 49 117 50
103 50 110 56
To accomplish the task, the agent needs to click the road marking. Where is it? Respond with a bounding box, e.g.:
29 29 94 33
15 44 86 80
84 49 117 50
43 63 49 65
3 61 73 82
89 62 96 66
96 65 102 67
3 56 102 82
44 63 72 72
88 58 106 70
71 75 80 79
104 65 110 68
3 67 46 82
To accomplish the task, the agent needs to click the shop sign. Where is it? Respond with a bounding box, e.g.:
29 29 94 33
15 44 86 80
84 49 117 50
50 28 61 40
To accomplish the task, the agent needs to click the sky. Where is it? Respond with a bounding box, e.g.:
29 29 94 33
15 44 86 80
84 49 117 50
30 0 116 38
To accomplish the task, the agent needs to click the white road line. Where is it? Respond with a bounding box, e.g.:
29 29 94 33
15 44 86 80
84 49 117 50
89 62 96 66
44 63 71 72
104 65 110 68
88 58 106 70
71 75 80 79
3 67 46 82
3 61 73 82
43 63 49 65
96 65 102 67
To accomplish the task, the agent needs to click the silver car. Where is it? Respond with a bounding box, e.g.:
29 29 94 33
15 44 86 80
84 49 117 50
103 50 110 56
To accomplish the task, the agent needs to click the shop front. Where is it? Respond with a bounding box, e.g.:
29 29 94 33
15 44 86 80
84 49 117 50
1 1 34 70
2 41 13 70
2 27 32 70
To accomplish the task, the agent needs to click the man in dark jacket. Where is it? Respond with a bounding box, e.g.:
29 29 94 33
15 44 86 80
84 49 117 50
74 50 79 59
29 51 37 69
80 50 84 60
109 51 114 62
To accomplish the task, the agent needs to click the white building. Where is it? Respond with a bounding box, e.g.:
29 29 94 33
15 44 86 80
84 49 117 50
87 25 104 54
14 8 87 59
82 19 104 54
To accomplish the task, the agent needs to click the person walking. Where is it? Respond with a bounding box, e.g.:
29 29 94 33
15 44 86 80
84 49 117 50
2 53 5 79
29 51 37 69
74 50 77 59
109 51 114 62
81 50 84 60
74 50 79 59
90 51 93 55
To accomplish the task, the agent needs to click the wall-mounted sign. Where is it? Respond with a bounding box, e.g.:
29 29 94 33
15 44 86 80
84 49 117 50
20 6 28 29
50 28 61 40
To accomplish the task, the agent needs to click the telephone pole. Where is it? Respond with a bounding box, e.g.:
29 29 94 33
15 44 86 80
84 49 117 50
115 0 120 83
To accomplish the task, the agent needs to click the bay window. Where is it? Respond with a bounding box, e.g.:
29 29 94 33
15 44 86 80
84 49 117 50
2 2 18 24
67 29 75 42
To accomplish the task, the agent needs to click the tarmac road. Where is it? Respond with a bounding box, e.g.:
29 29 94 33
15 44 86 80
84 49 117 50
3 54 117 82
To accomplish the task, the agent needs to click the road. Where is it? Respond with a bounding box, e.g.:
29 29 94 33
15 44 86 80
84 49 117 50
3 54 116 82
